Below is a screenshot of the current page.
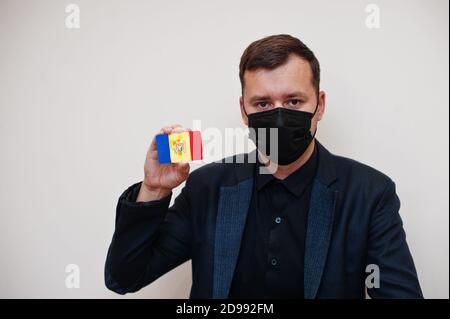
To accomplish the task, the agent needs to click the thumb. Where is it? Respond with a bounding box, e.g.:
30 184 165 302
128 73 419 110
179 162 190 170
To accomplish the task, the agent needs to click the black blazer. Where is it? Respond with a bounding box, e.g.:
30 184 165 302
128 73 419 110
105 139 423 298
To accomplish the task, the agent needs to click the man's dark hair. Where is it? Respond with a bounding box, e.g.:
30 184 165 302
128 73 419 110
239 34 320 96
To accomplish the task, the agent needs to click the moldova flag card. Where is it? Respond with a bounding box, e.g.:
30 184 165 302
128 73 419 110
155 131 203 164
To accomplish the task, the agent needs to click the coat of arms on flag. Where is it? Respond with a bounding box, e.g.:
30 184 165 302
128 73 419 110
155 131 203 164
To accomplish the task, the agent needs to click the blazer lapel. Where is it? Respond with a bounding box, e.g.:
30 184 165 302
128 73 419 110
213 178 253 299
304 179 337 299
304 140 338 299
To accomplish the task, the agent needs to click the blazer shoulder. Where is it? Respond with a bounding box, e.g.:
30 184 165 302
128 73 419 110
332 152 394 188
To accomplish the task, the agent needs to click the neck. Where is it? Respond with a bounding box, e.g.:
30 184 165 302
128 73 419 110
260 139 316 180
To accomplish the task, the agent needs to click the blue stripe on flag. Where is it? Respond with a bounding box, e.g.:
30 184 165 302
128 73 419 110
155 134 171 164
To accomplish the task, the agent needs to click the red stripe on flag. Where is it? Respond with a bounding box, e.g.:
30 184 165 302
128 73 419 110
189 131 203 161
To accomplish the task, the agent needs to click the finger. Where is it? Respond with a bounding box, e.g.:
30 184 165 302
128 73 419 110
147 139 159 161
171 126 186 133
175 127 192 132
163 124 182 134
149 133 162 161
177 162 190 173
149 150 159 161
161 126 176 134
170 162 189 169
149 136 157 151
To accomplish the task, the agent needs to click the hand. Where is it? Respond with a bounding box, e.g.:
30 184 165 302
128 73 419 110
137 124 191 202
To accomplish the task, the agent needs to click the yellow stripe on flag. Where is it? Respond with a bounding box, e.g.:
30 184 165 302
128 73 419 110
168 132 191 163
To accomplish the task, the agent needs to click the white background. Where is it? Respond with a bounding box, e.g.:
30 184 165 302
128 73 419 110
0 0 448 298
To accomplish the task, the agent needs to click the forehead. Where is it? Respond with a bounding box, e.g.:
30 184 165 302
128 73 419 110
243 54 314 96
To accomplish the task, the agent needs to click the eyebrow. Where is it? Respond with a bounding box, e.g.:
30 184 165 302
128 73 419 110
284 91 309 99
249 91 309 103
249 95 271 103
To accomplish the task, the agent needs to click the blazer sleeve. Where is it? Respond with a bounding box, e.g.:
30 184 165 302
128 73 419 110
104 180 192 294
366 180 423 298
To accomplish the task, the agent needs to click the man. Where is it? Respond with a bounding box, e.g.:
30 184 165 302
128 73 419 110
105 34 423 298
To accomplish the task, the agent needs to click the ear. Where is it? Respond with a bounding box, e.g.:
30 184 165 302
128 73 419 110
316 90 326 122
311 90 325 135
239 96 248 126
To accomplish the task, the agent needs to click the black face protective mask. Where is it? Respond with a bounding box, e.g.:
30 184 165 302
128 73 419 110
244 103 318 165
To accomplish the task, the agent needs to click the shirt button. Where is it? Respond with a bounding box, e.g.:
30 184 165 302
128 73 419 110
275 217 282 224
271 258 277 266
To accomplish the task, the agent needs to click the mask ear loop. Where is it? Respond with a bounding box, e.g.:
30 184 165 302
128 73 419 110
242 103 249 118
311 95 320 138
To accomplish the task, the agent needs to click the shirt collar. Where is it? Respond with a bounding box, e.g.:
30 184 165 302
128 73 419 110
256 140 319 197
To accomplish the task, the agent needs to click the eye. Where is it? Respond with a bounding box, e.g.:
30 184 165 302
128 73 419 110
256 101 271 109
286 99 303 107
